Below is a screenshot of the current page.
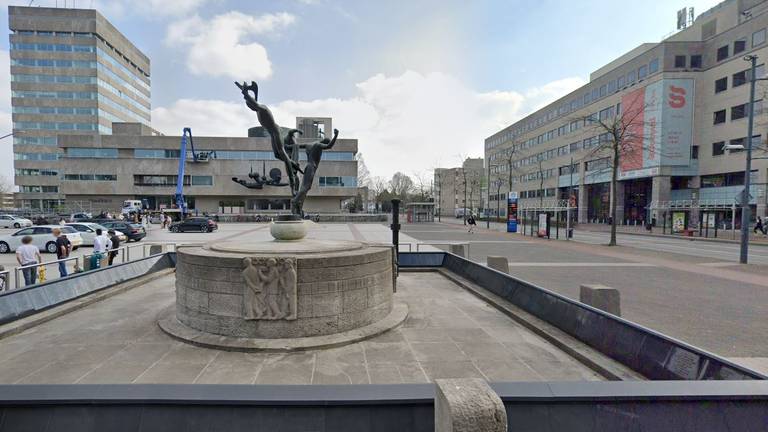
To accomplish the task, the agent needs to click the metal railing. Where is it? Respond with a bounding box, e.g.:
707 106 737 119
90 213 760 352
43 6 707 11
397 241 471 255
9 242 174 291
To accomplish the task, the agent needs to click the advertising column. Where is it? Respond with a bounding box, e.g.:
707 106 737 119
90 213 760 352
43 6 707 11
507 192 518 233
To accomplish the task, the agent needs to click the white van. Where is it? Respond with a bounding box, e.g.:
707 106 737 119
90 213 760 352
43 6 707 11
122 200 144 215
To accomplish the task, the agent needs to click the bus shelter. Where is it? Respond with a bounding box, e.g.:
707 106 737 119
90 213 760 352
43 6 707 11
405 202 435 223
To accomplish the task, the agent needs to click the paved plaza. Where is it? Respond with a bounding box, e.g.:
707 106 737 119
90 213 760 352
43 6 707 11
0 270 601 385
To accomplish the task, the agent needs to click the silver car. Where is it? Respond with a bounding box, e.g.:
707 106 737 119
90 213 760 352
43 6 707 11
0 214 33 229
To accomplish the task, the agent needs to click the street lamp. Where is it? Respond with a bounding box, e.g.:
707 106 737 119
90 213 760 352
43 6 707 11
725 54 768 263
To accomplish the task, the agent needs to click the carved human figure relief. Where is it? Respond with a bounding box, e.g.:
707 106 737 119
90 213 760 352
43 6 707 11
242 257 297 320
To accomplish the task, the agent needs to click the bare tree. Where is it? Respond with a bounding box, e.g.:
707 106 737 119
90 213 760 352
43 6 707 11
412 171 432 202
369 176 388 212
389 172 414 200
355 152 371 188
577 98 647 246
0 175 12 195
466 170 482 216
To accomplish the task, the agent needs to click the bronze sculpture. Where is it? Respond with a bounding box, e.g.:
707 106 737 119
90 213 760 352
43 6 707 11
234 81 340 217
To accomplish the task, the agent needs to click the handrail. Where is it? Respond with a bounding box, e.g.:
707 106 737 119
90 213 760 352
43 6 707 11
14 255 82 290
0 270 9 292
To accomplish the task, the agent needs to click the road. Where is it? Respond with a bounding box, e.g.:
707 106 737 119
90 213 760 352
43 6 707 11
401 221 768 373
437 217 768 265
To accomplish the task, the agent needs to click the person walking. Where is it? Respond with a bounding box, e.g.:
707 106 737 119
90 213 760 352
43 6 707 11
16 236 41 286
467 213 477 234
755 216 765 236
93 228 112 269
53 228 71 277
107 229 120 266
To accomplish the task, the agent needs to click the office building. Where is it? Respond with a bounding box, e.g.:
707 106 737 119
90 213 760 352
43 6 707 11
486 0 768 229
59 120 359 214
434 157 484 217
9 5 151 211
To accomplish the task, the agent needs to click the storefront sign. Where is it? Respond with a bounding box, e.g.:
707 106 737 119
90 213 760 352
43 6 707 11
507 192 518 233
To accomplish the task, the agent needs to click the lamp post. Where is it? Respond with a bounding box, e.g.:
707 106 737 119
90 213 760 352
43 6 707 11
486 163 500 229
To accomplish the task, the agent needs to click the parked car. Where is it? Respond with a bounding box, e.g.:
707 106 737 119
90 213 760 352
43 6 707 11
0 225 83 254
0 215 33 229
69 212 93 222
65 222 127 246
169 217 219 233
98 221 146 242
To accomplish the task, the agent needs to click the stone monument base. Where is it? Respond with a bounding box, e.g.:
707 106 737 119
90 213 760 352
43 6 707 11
160 239 403 351
158 302 407 352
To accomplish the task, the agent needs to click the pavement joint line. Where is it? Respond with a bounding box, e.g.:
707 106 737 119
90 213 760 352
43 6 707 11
0 268 176 342
483 262 658 267
415 268 644 381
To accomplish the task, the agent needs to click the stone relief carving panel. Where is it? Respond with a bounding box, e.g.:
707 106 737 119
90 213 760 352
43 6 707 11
242 257 297 320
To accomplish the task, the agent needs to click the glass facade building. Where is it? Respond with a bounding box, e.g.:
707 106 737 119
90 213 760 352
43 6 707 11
9 5 151 211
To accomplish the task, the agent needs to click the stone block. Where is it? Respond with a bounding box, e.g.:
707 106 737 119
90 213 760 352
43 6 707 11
207 292 243 318
343 288 368 313
435 378 507 432
579 284 621 316
486 257 508 274
312 293 342 317
449 244 467 258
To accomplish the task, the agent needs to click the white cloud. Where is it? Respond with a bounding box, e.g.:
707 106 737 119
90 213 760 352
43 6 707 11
165 11 295 80
151 71 586 178
92 0 211 18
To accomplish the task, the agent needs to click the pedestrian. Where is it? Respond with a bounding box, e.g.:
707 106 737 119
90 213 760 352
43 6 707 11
107 229 120 265
16 235 41 286
53 227 71 278
93 228 112 269
160 212 166 229
467 213 477 234
166 214 172 228
755 216 765 235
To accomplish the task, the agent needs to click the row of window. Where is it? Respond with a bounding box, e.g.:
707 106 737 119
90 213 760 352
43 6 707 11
12 90 96 100
700 170 758 188
14 136 57 146
20 185 58 193
14 153 59 161
97 94 151 124
714 64 766 93
15 168 58 176
519 188 557 199
585 158 610 172
12 73 96 84
97 78 151 114
13 121 100 131
486 59 657 150
318 176 358 188
11 58 96 68
713 100 763 124
10 42 95 53
95 47 150 91
716 28 767 62
63 174 117 181
97 63 151 102
67 148 358 161
133 175 213 186
13 106 97 115
13 30 93 38
66 148 118 158
673 54 703 69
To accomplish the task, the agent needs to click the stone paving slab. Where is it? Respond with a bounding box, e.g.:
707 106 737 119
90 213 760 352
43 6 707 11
0 272 604 384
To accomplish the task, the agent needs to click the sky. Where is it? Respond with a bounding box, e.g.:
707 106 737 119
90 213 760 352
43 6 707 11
0 0 724 184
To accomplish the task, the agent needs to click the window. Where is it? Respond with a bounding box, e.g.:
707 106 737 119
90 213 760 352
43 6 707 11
733 70 747 87
649 58 659 74
638 65 648 80
191 176 213 186
617 75 626 88
753 29 766 47
66 148 118 158
607 80 616 93
734 39 747 54
715 77 727 93
731 103 747 120
690 55 702 68
712 141 725 156
713 109 726 124
585 158 610 172
599 85 607 97
717 45 729 61
691 145 699 160
674 55 687 68
627 70 637 84
63 174 116 181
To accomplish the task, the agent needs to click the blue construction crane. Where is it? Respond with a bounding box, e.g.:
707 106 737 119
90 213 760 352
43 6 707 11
175 128 216 217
